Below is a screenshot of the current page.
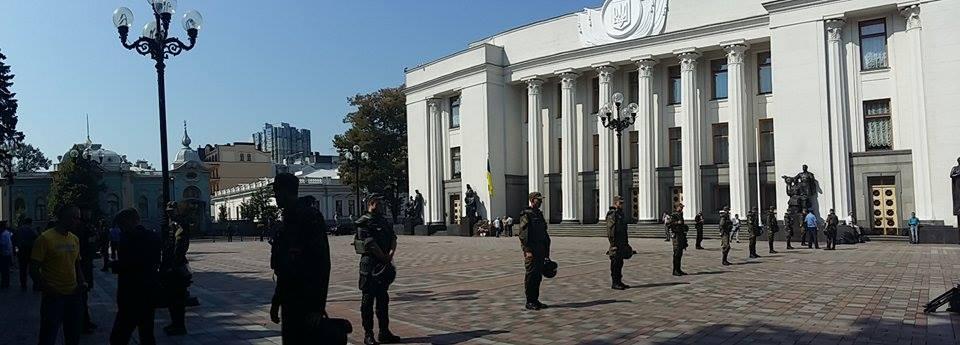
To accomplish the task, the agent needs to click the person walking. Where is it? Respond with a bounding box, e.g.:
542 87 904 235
492 217 502 238
606 196 630 290
731 214 742 244
908 212 921 244
0 223 12 288
825 209 839 250
694 212 705 250
504 216 514 237
719 207 733 266
109 208 160 345
668 204 688 276
519 192 551 311
766 206 779 254
803 209 819 249
662 212 671 242
33 206 85 345
356 194 400 345
746 208 761 259
14 218 39 290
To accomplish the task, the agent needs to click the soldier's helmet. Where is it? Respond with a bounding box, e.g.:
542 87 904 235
542 258 558 278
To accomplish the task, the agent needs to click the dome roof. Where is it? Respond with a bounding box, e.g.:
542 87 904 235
59 143 125 169
173 121 202 168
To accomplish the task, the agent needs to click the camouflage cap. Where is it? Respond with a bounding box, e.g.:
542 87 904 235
528 192 544 201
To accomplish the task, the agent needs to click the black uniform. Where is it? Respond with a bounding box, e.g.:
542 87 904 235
765 210 779 254
694 214 705 249
110 226 161 345
667 211 687 276
74 223 98 330
356 211 397 337
519 206 550 305
825 213 839 250
605 207 628 287
271 196 331 345
160 220 192 332
746 210 761 258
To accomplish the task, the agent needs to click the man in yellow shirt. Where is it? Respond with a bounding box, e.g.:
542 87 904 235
32 205 85 345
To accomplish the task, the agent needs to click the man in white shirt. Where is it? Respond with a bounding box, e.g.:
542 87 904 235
731 215 742 243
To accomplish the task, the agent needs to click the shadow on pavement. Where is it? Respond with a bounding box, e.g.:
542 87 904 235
551 299 630 309
628 282 689 289
397 329 509 345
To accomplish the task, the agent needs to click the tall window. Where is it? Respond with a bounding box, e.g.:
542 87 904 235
712 123 729 164
449 95 461 129
556 82 563 118
859 19 888 70
864 99 893 151
628 71 639 104
668 66 682 105
336 200 343 217
348 200 355 217
629 130 639 169
34 198 46 221
592 134 600 170
711 59 728 100
757 52 773 94
591 77 600 114
759 119 775 162
668 127 682 166
450 147 462 179
138 196 149 218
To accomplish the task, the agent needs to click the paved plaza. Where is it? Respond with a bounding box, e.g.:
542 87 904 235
2 235 960 344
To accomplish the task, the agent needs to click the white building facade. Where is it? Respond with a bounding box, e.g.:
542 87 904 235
406 0 960 232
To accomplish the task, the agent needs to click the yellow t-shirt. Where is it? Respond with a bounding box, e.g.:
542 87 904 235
31 229 80 295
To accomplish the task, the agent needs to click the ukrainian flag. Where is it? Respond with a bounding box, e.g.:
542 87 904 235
486 158 494 197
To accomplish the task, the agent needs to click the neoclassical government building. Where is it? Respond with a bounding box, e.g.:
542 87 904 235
405 0 959 233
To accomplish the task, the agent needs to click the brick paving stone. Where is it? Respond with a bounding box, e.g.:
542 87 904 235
1 237 959 344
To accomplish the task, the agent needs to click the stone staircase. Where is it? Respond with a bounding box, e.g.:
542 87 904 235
547 223 720 239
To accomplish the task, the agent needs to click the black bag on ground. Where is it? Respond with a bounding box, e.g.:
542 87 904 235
307 317 353 345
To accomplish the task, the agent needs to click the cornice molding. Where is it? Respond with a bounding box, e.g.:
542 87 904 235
404 63 503 95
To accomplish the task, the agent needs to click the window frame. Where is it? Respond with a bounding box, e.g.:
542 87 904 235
667 66 682 105
757 52 773 95
710 59 729 100
668 127 682 167
858 18 889 71
450 147 462 179
863 99 893 151
758 119 775 162
712 123 729 165
449 95 461 129
556 82 563 119
591 77 600 114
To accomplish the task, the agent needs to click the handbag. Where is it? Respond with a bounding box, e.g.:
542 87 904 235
307 317 353 345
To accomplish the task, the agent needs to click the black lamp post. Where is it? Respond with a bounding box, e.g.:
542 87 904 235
112 0 203 236
599 92 639 218
344 145 369 217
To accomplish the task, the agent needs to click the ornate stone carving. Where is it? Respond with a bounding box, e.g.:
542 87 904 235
724 44 748 65
577 0 669 46
636 59 657 78
901 5 921 31
597 65 616 84
825 19 845 42
560 72 579 89
427 99 441 114
678 52 700 72
526 78 543 95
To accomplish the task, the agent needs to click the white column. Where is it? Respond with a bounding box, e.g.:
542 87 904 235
633 57 658 222
901 5 933 219
826 19 852 217
677 50 702 220
560 71 580 223
427 99 445 225
595 64 616 212
525 78 545 195
724 42 750 217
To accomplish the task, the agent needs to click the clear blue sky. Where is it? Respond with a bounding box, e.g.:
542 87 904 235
0 0 595 166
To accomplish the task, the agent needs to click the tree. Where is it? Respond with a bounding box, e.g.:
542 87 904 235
0 48 25 181
12 143 51 172
239 187 279 223
47 144 104 220
239 201 255 221
333 86 407 223
217 204 228 222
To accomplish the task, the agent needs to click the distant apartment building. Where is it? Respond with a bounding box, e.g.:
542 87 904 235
200 142 275 194
252 122 312 163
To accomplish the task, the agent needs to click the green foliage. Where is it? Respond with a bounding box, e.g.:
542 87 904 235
0 48 25 179
47 144 104 220
217 204 228 222
332 86 407 222
13 143 51 172
240 186 279 223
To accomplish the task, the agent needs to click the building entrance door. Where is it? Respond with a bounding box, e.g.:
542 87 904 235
671 186 684 211
869 178 898 235
450 194 461 225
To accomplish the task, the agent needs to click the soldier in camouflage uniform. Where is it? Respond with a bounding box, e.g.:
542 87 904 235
784 211 796 250
719 206 733 266
606 196 630 290
668 204 687 276
355 194 400 344
765 206 779 254
519 192 551 310
746 207 762 259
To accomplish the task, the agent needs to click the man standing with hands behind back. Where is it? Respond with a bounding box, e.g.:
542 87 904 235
356 194 400 345
519 192 551 311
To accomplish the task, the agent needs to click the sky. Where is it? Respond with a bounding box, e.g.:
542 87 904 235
0 0 597 167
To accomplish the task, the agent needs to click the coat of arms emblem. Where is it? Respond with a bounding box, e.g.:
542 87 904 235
580 0 668 45
609 0 631 30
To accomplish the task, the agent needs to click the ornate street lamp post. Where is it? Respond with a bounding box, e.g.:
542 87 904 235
112 0 203 235
599 92 639 219
344 145 369 217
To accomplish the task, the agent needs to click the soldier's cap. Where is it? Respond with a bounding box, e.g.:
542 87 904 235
612 195 624 203
528 192 544 200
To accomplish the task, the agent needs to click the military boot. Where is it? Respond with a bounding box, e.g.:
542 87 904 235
364 332 379 345
722 250 732 266
378 330 402 344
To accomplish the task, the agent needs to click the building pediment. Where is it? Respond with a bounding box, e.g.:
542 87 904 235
578 0 669 47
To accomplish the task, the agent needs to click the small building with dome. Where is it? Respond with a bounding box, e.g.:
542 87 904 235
0 124 211 232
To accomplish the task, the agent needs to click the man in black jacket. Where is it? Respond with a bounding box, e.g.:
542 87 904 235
109 208 160 345
606 196 630 290
519 192 551 310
